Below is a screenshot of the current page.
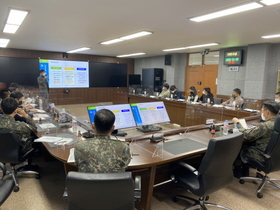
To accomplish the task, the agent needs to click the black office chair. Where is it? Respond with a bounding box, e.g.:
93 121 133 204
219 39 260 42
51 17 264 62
0 163 15 206
0 129 40 192
213 98 223 104
170 132 243 210
64 171 141 210
239 116 280 198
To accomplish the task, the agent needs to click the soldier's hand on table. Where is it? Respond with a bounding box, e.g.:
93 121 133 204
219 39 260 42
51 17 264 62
232 117 239 124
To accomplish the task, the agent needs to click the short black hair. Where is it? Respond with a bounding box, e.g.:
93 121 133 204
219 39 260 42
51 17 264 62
8 82 19 92
10 91 24 100
263 101 280 116
0 89 10 99
170 85 176 91
1 98 18 115
204 87 211 94
189 86 197 95
276 92 280 96
94 109 115 134
39 70 45 74
163 83 169 89
233 88 241 95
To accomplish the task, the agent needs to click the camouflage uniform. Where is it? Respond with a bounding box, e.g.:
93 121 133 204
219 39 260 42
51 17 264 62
74 135 131 173
237 118 275 162
0 115 37 153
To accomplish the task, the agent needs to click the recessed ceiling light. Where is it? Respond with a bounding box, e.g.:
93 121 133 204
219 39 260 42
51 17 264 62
67 47 91 53
101 31 152 45
3 9 28 34
260 0 280 6
261 34 280 39
116 53 146 57
189 2 263 22
0 38 10 48
163 43 219 52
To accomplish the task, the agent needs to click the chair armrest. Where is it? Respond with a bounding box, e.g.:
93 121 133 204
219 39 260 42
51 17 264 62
134 176 141 202
62 187 68 199
176 162 198 174
0 162 7 179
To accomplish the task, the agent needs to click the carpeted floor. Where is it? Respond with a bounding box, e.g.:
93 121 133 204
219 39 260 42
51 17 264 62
2 156 280 210
2 103 280 209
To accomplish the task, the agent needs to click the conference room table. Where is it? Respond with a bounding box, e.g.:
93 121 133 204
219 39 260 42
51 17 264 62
112 92 258 127
42 114 260 210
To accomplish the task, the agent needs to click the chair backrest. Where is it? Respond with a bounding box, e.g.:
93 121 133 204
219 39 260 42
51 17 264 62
0 129 22 163
213 98 223 104
66 171 135 210
262 116 280 173
198 132 243 196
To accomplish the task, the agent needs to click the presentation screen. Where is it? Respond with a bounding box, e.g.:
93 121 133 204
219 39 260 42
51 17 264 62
130 101 170 126
39 59 89 88
87 104 136 130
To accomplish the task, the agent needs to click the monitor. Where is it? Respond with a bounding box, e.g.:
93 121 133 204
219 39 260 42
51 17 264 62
130 101 170 132
129 74 141 85
87 104 136 136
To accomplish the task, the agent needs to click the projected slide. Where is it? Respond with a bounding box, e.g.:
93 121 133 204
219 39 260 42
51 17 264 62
130 101 170 126
87 104 136 130
39 59 89 88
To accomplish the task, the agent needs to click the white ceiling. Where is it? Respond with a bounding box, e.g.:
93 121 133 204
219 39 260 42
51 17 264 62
1 0 280 58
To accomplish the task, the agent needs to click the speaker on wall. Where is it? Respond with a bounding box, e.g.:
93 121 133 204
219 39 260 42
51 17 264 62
142 68 163 92
63 53 68 58
165 55 171 66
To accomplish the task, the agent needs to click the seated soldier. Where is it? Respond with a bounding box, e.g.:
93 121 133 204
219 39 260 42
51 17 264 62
74 109 131 173
0 98 37 153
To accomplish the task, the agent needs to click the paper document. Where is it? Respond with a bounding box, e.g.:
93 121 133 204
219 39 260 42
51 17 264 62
68 148 75 163
212 104 223 108
34 109 46 113
239 119 248 129
39 123 56 129
34 136 63 143
37 114 51 118
33 117 45 121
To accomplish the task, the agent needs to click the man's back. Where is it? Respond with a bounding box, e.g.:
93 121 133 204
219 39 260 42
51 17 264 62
74 135 131 173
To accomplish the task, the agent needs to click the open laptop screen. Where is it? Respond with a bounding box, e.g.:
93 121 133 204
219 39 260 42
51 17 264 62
130 101 170 126
87 104 136 130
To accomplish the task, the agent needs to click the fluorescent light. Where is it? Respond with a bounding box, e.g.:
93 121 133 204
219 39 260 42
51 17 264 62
101 31 152 45
260 0 280 5
187 43 219 49
163 43 219 52
3 9 28 34
0 38 10 48
101 39 123 45
189 2 263 22
261 34 280 39
3 24 19 33
120 31 152 40
117 53 146 57
163 47 186 52
67 47 91 53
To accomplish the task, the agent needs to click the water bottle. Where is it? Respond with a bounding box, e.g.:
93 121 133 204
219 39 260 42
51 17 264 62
207 98 210 105
232 101 236 110
223 120 229 135
72 116 77 134
233 123 239 133
31 97 35 104
39 98 43 110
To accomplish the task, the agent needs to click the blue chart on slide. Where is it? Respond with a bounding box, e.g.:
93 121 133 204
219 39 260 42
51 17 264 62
39 59 89 88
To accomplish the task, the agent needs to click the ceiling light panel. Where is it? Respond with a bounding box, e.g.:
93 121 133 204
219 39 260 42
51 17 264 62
3 9 28 34
117 53 146 57
67 47 91 53
0 38 10 48
260 0 280 5
163 43 219 52
189 3 263 22
101 31 152 45
261 34 280 38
